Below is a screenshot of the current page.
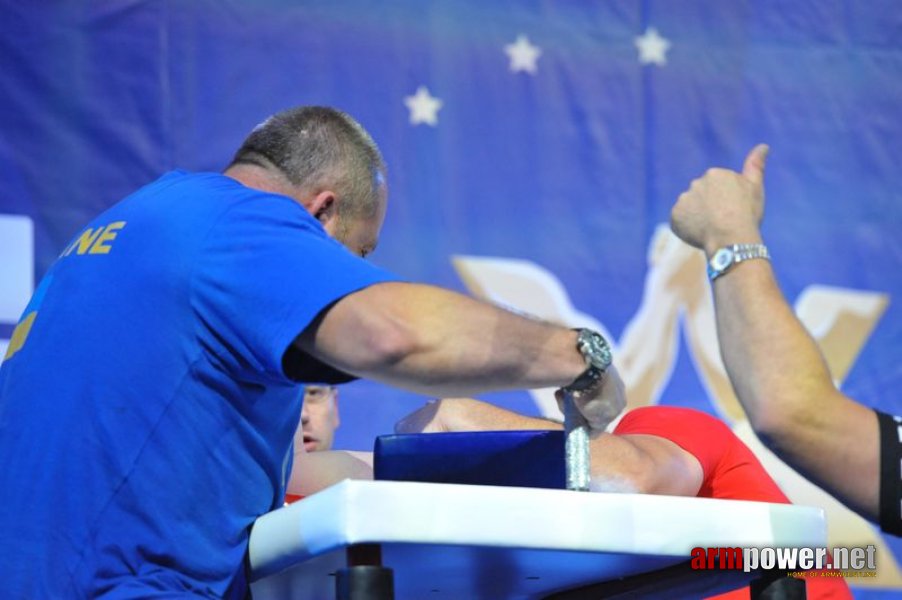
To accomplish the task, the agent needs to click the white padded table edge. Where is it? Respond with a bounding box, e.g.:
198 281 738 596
249 480 827 581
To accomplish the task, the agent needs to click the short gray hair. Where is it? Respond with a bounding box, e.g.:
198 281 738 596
229 106 386 219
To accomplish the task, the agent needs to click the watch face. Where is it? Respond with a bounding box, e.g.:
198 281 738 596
579 330 612 369
593 342 613 368
711 248 734 271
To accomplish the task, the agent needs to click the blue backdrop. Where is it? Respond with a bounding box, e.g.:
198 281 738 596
1 1 900 595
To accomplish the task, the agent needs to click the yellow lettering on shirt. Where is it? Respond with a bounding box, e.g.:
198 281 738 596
63 228 104 256
60 221 128 257
88 221 127 254
4 311 37 360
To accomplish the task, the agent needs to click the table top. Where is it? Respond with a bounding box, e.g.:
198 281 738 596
249 480 827 599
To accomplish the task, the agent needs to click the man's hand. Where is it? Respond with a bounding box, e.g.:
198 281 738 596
670 144 769 255
556 364 627 433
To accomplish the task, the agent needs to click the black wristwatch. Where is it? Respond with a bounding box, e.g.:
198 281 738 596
561 328 613 394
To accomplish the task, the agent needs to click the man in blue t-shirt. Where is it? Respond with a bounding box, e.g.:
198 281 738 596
0 106 624 598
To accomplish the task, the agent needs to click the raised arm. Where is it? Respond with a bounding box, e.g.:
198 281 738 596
670 145 879 520
395 395 702 497
295 282 625 432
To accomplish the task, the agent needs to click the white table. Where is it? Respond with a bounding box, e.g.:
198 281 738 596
249 480 826 599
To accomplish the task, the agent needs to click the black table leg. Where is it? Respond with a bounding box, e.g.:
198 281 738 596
749 574 806 599
335 544 394 600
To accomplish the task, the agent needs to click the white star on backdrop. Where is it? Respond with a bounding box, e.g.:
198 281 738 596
504 34 542 74
634 27 671 66
404 86 443 126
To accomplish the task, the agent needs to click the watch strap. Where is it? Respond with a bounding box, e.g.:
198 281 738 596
707 243 770 281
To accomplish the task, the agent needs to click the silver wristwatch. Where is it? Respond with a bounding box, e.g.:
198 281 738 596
707 243 770 281
561 328 613 395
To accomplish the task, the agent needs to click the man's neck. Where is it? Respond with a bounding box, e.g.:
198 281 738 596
223 164 308 209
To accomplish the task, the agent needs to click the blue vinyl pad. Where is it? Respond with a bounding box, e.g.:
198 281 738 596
374 430 565 489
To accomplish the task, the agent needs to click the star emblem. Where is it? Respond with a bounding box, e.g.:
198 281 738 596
504 34 542 74
404 86 443 126
634 27 672 66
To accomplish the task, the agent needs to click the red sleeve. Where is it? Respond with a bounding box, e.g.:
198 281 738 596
613 406 731 485
614 406 789 503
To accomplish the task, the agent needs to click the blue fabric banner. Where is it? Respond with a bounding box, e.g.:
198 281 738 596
1 2 900 594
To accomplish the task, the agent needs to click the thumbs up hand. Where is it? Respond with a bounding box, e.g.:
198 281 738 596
670 144 769 255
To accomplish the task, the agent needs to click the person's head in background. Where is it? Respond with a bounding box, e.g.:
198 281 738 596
297 385 340 452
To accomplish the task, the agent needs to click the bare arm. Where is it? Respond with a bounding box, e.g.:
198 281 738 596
670 145 879 519
296 282 624 431
395 396 702 497
710 259 878 518
286 447 373 497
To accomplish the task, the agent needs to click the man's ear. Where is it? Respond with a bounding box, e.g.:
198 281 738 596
308 191 338 228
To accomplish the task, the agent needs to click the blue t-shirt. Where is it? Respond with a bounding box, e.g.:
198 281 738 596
0 171 399 598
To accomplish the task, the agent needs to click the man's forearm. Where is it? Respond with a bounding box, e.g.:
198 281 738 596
711 258 879 518
712 260 835 433
299 282 585 397
432 398 565 432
